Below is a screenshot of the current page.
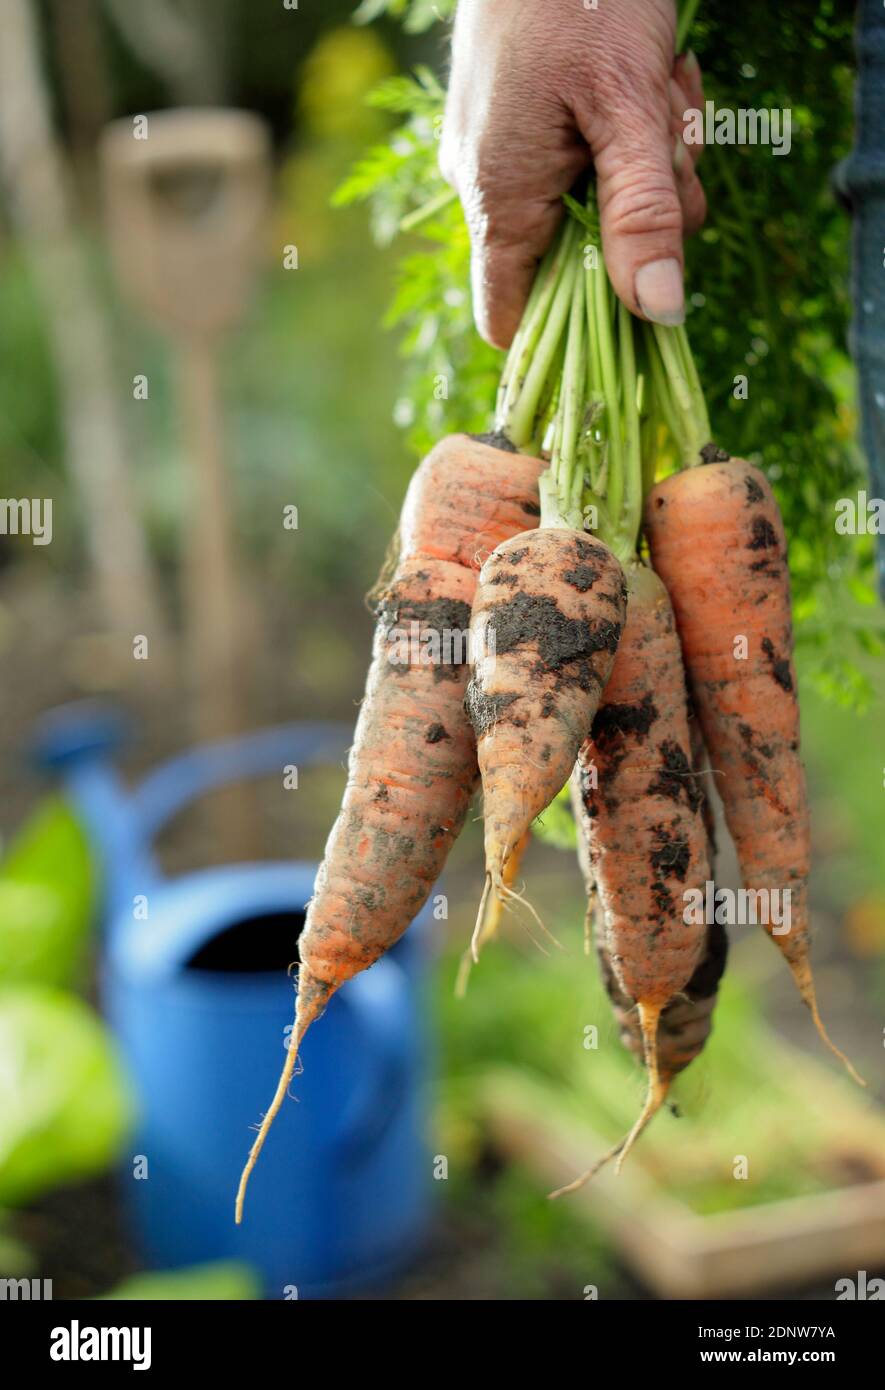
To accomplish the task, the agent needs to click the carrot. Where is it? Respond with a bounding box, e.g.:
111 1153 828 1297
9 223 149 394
590 706 725 1088
467 527 626 900
643 441 862 1084
234 432 543 1221
465 202 635 919
596 921 728 1083
578 564 708 1008
554 678 725 1199
553 562 710 1189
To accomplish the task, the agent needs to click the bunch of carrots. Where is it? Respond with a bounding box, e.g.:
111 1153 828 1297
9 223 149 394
235 185 862 1222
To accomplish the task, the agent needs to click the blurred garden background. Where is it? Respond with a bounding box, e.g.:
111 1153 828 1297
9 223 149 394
0 0 884 1301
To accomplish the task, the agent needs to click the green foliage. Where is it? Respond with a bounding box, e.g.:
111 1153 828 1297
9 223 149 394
0 798 95 989
0 987 133 1206
684 0 882 692
335 68 502 456
531 783 577 852
353 0 456 32
334 66 446 244
0 1221 34 1276
341 0 881 698
0 252 62 486
298 26 396 141
99 1262 260 1301
798 643 885 899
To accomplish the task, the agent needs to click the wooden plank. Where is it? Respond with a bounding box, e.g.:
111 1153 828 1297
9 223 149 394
480 1068 885 1299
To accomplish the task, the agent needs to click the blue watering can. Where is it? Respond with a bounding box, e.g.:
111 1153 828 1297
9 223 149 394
31 704 432 1298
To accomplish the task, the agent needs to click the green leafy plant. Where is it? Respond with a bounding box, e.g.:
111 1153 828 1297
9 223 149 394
338 0 882 704
99 1262 260 1301
353 0 456 33
334 66 501 457
0 798 95 989
0 987 132 1207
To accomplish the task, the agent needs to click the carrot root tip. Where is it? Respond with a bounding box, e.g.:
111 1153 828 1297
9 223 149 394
454 947 474 999
547 1138 626 1200
234 973 331 1224
550 1002 671 1199
491 874 563 955
614 1002 668 1175
789 958 865 1087
806 988 866 1087
469 873 494 964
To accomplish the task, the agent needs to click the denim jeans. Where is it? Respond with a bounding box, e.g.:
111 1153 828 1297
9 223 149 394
835 0 885 596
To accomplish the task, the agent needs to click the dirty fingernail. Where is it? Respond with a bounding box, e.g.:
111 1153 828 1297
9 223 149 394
635 258 685 326
683 48 699 73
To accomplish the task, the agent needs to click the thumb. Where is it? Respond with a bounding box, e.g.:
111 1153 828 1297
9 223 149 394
590 124 686 326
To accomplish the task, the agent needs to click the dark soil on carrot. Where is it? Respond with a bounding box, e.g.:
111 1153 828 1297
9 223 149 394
700 442 731 463
468 430 518 454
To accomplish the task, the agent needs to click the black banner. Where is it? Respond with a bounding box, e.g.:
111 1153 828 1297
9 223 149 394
0 1296 880 1375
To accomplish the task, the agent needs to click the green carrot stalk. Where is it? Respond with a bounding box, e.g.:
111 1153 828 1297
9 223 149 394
497 219 579 447
488 183 652 564
647 321 712 466
616 302 643 558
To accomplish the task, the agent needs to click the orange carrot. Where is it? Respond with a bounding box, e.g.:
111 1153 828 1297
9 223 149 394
596 922 727 1082
592 707 725 1087
578 565 708 1008
644 455 862 1084
576 658 724 1086
235 433 543 1221
466 528 626 904
554 648 726 1200
553 563 709 1190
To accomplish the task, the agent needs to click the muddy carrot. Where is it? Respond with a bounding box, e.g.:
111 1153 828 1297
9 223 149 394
234 434 543 1221
556 561 711 1186
642 324 862 1084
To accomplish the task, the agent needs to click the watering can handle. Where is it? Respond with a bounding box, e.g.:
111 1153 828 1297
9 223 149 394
131 722 352 839
30 703 130 772
323 952 416 1168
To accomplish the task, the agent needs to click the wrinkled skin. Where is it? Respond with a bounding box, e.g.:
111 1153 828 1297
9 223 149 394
440 0 706 347
572 564 708 1006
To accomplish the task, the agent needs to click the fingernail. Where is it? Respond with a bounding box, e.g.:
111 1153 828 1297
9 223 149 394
673 135 687 173
635 258 685 326
683 48 698 73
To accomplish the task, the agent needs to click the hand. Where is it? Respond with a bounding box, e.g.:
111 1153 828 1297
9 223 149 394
439 0 706 348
